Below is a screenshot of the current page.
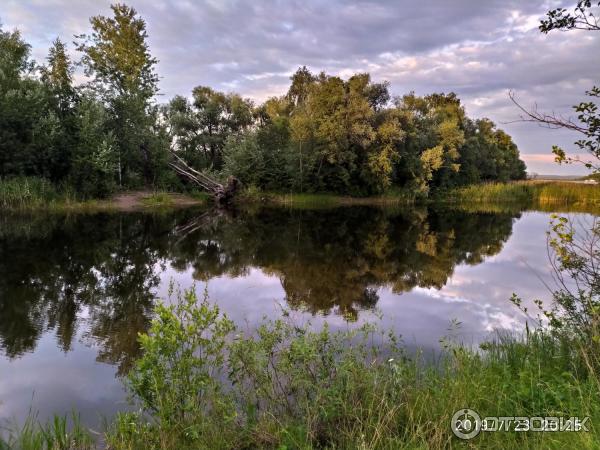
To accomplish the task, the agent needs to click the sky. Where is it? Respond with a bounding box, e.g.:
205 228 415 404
1 0 598 175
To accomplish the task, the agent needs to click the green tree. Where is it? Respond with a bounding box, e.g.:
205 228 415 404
287 65 316 107
39 38 78 182
40 38 75 115
0 26 51 178
167 87 254 172
69 95 118 198
76 3 165 187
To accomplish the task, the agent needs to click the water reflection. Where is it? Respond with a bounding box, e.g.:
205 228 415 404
0 206 520 366
175 207 517 318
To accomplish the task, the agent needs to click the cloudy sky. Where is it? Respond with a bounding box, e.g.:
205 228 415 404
2 0 598 174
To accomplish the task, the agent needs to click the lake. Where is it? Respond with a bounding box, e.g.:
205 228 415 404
0 205 593 428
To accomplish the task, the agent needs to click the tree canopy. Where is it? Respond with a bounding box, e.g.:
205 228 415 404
218 69 525 195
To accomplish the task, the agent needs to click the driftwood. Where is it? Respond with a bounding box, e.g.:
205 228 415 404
169 152 240 205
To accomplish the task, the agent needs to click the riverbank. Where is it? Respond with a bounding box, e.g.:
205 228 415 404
1 177 598 213
237 189 417 208
446 181 600 208
0 177 209 211
2 289 598 450
235 181 600 214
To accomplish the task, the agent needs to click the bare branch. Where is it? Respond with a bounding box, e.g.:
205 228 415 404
508 91 589 135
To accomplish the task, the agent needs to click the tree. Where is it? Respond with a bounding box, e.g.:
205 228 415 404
69 95 117 198
365 112 403 192
38 38 79 182
0 26 33 85
76 4 158 99
167 87 254 171
223 102 294 190
0 25 50 178
540 1 599 32
219 67 525 196
40 38 75 114
287 66 316 107
76 3 164 187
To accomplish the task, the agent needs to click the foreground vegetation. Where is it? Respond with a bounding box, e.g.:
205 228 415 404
2 288 598 450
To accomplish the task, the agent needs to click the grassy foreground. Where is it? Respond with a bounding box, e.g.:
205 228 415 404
2 288 598 450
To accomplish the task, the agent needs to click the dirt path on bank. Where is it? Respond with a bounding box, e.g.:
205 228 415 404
110 191 205 211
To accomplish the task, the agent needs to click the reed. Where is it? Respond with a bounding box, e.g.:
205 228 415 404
0 177 59 209
450 181 600 210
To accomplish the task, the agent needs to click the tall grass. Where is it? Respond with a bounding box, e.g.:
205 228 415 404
0 413 93 450
0 177 60 209
450 182 534 204
536 182 600 206
240 182 599 211
0 177 105 211
237 186 417 208
0 178 211 211
450 181 600 210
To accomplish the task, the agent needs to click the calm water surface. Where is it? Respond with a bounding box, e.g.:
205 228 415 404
0 205 592 427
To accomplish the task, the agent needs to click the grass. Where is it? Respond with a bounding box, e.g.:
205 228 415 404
535 182 600 206
0 178 211 212
0 413 93 450
188 190 211 203
139 190 211 210
0 177 61 209
0 177 116 212
236 186 417 209
140 192 175 208
103 290 600 449
240 182 599 212
449 181 600 213
4 287 598 449
2 177 597 213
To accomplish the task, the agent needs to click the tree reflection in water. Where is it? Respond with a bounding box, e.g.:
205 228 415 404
0 205 519 372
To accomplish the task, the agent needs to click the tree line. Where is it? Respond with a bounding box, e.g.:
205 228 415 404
0 4 526 199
